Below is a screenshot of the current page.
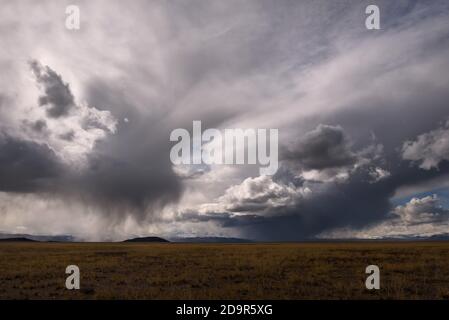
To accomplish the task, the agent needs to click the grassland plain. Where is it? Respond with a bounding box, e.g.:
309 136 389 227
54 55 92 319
1 242 449 299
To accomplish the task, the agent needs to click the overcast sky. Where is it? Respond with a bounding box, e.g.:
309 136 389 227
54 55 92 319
1 0 449 241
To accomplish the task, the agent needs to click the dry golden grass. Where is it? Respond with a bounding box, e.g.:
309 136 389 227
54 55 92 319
1 242 449 299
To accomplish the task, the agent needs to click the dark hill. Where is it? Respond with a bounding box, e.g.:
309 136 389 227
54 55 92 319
0 233 74 242
123 236 169 243
0 237 37 242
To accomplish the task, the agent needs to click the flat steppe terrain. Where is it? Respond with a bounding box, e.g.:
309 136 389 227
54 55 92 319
1 242 449 299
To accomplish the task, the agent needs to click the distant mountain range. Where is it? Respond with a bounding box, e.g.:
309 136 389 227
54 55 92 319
377 233 449 241
2 232 449 243
0 233 74 242
170 237 253 243
0 233 252 243
0 237 37 242
314 233 449 242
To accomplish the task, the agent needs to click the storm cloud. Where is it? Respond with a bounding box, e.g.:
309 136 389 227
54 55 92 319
30 60 75 118
282 124 357 171
1 58 183 230
175 119 449 240
0 134 63 192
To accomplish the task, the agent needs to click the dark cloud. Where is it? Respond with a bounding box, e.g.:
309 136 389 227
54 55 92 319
175 210 266 229
73 145 183 217
71 80 186 218
282 124 356 170
29 60 74 118
0 134 62 192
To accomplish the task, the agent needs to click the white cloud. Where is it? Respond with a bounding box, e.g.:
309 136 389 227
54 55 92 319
217 175 310 215
402 120 449 170
393 195 448 224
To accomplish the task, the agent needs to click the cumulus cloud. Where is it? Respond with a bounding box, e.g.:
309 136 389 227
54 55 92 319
393 195 449 225
24 60 118 165
213 175 309 215
402 120 449 170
